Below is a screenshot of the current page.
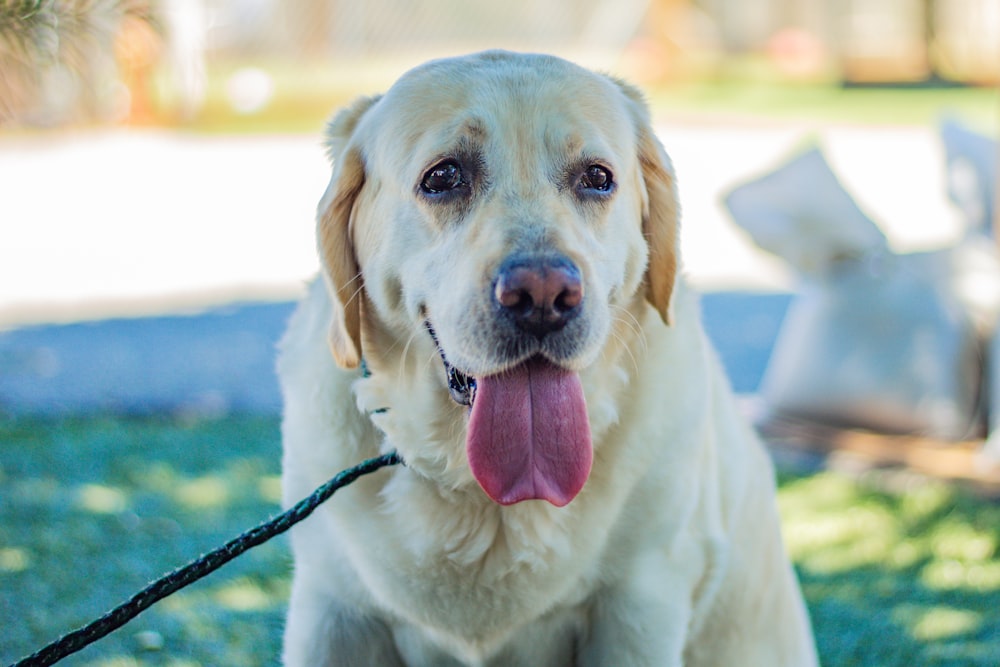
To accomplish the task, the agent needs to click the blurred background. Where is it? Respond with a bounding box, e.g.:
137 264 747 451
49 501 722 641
2 2 1000 665
1 0 996 324
0 0 1000 422
0 0 996 412
2 0 999 128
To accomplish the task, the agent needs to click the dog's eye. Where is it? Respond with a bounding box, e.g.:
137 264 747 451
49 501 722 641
421 161 463 194
579 165 613 193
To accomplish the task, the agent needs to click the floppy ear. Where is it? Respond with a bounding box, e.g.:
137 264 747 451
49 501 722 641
613 78 679 325
316 95 380 369
637 125 680 325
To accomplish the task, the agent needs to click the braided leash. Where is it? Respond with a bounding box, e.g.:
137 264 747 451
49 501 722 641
8 451 403 667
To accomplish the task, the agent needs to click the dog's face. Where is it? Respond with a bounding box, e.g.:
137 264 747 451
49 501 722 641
317 51 679 506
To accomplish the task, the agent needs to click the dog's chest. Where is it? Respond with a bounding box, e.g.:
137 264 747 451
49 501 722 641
345 481 597 644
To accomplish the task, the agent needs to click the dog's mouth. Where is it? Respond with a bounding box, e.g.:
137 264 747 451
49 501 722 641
424 321 593 507
424 322 477 406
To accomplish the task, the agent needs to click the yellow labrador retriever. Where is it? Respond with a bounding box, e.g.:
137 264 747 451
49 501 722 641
279 50 819 666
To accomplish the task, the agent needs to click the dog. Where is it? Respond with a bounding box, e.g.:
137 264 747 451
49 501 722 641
278 50 819 666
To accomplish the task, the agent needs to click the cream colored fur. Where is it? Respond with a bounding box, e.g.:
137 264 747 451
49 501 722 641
279 51 819 666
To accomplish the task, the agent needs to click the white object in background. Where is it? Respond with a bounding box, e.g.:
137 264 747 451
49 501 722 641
941 117 997 237
725 142 995 441
724 145 888 277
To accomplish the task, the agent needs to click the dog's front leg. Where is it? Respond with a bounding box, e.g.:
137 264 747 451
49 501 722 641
578 586 689 667
578 545 707 667
282 575 405 667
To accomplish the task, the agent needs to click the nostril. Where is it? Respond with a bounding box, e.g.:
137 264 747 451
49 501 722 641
554 282 583 313
496 272 538 313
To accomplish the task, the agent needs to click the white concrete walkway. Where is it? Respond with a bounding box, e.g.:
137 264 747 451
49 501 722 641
0 122 964 326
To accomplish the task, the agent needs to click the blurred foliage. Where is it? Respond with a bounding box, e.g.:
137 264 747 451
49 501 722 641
0 0 159 124
3 416 1000 664
176 57 998 136
1 1 996 132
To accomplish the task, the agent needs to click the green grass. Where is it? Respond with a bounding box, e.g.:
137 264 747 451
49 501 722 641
3 416 1000 665
781 471 1000 665
0 416 288 667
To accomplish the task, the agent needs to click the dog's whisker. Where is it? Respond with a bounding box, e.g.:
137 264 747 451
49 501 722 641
606 326 641 375
396 334 417 386
610 304 645 340
334 271 365 307
618 331 641 375
423 349 441 376
413 347 441 388
393 326 450 392
610 308 648 354
343 278 366 310
608 304 639 332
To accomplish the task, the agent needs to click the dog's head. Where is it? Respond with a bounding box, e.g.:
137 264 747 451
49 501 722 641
316 51 679 506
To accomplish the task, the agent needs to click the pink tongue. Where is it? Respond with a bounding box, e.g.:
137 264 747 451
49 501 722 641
466 357 592 507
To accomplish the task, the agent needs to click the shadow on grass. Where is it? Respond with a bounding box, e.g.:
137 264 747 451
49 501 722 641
780 470 1000 666
3 416 1000 665
0 415 289 667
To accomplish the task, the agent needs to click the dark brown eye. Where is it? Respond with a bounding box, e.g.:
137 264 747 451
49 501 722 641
579 164 613 192
421 161 463 194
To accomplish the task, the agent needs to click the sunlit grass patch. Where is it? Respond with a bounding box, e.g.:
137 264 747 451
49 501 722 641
76 483 130 514
780 473 910 572
3 415 1000 665
213 578 278 612
778 470 1000 666
257 475 283 505
0 546 31 573
893 604 983 642
174 475 231 510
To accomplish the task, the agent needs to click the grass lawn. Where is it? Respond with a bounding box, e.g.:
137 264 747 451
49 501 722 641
2 415 1000 666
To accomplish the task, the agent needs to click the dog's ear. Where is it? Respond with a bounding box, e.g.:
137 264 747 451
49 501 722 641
613 78 679 325
317 95 380 369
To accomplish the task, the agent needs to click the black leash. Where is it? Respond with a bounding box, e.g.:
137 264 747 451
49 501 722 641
8 451 403 667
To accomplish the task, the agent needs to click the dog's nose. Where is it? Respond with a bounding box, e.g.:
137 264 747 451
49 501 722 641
494 256 583 336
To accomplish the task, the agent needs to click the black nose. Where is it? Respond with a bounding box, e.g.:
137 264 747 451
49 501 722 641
494 255 584 337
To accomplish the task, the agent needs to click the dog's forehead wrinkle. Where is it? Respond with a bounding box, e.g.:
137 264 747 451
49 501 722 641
460 116 487 141
481 118 625 203
552 130 585 157
378 90 634 220
418 125 484 163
